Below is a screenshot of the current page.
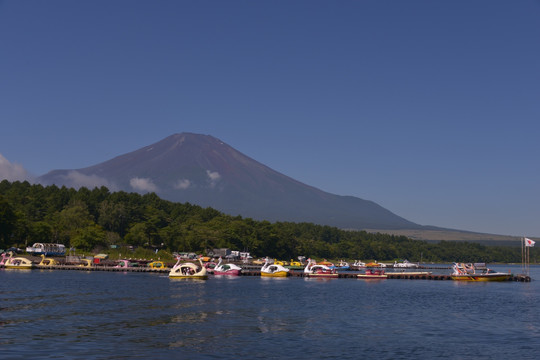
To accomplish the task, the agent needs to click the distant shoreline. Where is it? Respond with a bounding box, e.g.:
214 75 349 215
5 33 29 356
364 229 526 245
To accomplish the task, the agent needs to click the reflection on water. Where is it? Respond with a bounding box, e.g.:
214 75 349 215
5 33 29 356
1 266 539 359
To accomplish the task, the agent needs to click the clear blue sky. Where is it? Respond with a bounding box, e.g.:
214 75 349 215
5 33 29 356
1 1 539 237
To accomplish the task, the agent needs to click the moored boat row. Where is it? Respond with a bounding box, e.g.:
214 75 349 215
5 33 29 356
0 251 529 281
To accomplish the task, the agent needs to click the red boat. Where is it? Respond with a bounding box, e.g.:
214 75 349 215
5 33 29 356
357 269 387 279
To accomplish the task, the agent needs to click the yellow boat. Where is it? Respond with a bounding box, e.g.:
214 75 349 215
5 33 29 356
286 259 304 270
261 258 289 277
169 258 208 279
78 259 93 267
39 254 59 266
274 259 289 266
4 253 33 269
148 261 167 269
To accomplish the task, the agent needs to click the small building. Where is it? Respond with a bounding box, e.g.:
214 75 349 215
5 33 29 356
212 248 231 257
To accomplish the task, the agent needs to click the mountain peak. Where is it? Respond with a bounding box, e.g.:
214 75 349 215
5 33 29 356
37 133 421 230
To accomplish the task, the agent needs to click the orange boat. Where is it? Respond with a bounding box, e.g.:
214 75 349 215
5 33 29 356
365 261 386 268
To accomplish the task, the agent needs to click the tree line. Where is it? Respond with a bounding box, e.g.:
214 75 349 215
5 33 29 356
0 180 534 263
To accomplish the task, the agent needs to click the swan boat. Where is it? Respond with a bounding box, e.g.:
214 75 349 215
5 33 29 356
260 258 289 277
78 259 93 267
38 254 59 266
3 253 34 269
351 260 366 270
0 252 11 267
213 257 242 276
451 263 511 282
286 259 304 270
147 261 167 269
115 259 139 268
169 257 208 279
336 260 350 271
304 258 339 278
203 261 217 274
393 260 418 268
357 268 387 279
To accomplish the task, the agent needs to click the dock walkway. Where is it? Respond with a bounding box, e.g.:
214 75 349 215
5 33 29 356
31 265 532 281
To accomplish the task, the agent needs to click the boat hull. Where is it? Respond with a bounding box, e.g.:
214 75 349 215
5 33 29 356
357 274 387 279
451 274 511 282
5 264 33 270
214 269 241 276
169 274 208 279
261 271 289 277
4 257 33 269
388 271 432 276
305 273 339 278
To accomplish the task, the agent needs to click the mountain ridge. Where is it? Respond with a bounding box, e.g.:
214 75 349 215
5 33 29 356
38 132 424 230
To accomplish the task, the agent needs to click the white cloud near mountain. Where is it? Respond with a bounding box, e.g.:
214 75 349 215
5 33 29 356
63 171 118 190
130 177 158 193
174 179 191 190
206 170 221 187
0 154 33 182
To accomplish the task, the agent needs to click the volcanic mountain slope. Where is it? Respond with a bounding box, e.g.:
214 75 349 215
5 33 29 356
38 133 422 230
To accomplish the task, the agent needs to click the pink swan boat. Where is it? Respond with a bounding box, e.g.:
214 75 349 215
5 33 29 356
213 257 242 276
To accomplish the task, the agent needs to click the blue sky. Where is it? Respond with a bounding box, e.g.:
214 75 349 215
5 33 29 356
1 1 539 237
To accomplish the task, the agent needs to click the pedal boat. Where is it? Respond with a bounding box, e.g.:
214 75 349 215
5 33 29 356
39 254 59 267
4 253 34 269
169 257 208 279
304 258 339 278
260 257 289 277
213 257 242 276
78 258 93 267
285 259 304 270
147 261 167 269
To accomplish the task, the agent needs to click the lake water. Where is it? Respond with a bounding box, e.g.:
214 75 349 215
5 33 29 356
1 265 539 359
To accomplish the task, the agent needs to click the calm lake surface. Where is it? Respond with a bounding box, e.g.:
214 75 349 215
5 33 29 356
1 265 539 359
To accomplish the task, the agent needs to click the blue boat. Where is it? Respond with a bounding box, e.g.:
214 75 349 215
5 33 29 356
26 243 66 256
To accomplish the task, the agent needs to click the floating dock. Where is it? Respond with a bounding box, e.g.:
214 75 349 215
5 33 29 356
26 264 532 281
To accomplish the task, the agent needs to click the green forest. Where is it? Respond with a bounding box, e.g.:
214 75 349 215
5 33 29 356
0 180 535 263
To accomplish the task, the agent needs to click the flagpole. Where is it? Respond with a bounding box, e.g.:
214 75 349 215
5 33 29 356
522 236 525 274
525 236 528 275
527 241 530 276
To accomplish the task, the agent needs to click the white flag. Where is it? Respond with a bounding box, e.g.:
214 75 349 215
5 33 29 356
525 237 536 247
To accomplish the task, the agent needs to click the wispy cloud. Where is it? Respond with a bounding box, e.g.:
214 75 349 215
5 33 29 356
0 154 32 182
206 170 221 188
174 179 191 190
63 171 118 190
130 177 158 193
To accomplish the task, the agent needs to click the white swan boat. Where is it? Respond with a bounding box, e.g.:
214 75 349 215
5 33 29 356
393 260 418 268
169 257 208 279
304 258 338 278
351 260 366 270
